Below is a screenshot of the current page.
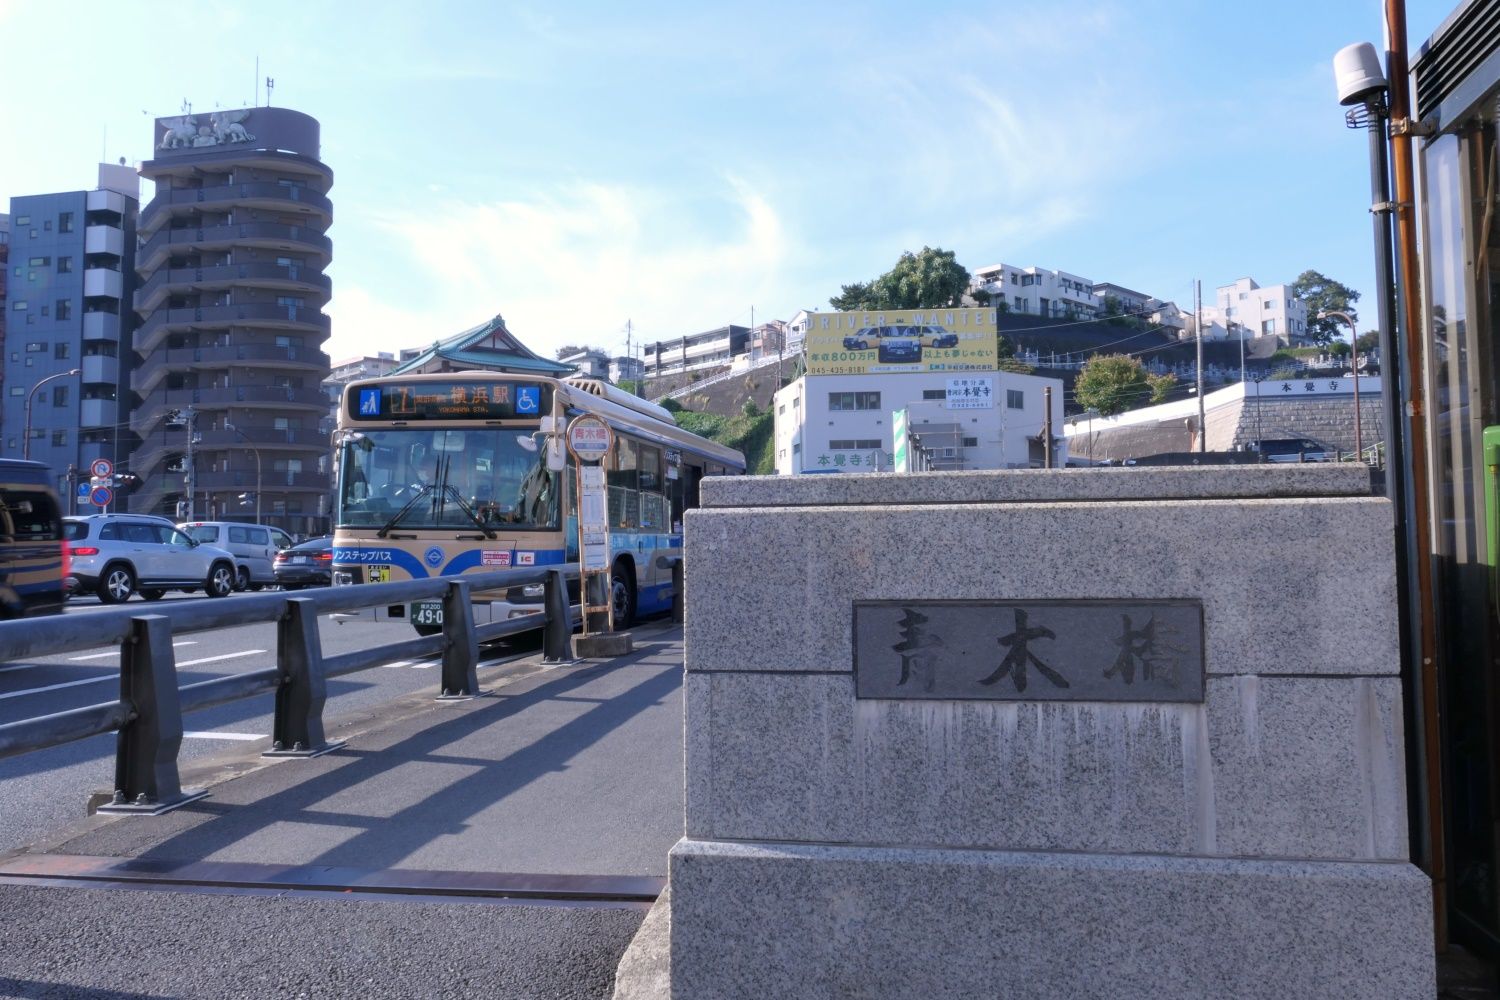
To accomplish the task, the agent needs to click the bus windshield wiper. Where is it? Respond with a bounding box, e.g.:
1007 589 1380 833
377 482 435 537
436 485 497 539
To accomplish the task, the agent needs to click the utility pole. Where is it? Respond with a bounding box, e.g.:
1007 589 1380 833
1043 386 1054 469
185 406 197 521
1195 279 1206 453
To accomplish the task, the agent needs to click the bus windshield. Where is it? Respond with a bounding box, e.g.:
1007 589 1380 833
337 427 557 532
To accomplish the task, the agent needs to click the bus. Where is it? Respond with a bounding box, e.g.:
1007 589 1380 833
331 372 746 632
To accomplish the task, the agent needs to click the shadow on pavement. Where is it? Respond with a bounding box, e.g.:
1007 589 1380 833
66 640 685 875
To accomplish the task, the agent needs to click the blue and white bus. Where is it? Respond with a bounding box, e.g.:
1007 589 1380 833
332 372 745 631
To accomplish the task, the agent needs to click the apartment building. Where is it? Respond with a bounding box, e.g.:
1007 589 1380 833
130 107 333 536
2 165 139 496
643 325 749 378
1206 277 1310 344
971 263 1100 319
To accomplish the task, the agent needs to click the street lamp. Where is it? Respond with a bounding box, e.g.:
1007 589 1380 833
223 421 262 525
1322 310 1362 460
23 368 81 460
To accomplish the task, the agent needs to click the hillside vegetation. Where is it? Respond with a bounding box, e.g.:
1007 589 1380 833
667 401 776 475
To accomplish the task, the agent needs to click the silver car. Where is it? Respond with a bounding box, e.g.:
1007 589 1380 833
63 514 238 603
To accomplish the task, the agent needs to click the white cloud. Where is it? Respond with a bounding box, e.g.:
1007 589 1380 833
325 176 788 361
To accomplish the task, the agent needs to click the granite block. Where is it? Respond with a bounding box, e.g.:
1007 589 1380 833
668 838 1436 1000
685 672 1409 860
701 464 1376 508
684 497 1396 678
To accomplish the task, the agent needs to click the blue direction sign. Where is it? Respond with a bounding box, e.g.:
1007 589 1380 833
77 483 90 498
90 486 112 507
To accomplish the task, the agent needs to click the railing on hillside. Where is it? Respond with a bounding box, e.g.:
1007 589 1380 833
0 567 578 815
652 352 789 403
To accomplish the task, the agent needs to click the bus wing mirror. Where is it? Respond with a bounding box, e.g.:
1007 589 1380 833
546 437 566 472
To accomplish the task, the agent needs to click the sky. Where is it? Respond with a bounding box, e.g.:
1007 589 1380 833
0 0 1461 364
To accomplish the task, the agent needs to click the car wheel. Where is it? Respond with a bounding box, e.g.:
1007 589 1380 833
234 566 251 592
140 588 166 601
98 564 136 604
610 562 636 630
204 562 234 598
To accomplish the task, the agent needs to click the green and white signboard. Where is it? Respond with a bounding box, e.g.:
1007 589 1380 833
892 408 909 473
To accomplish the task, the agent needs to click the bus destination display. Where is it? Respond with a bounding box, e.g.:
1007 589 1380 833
349 382 551 421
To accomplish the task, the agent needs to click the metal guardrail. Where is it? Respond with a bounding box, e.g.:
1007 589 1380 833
0 566 578 815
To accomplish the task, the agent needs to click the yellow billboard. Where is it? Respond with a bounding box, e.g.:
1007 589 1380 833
803 308 999 375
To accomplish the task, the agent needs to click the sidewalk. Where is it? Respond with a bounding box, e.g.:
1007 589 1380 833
0 622 688 1000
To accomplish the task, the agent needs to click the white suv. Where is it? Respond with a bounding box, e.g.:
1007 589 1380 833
63 514 238 604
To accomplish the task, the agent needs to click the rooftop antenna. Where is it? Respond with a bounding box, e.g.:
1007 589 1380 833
266 77 275 107
255 55 259 105
181 98 191 114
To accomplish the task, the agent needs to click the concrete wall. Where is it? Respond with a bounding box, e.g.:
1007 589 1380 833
672 466 1433 999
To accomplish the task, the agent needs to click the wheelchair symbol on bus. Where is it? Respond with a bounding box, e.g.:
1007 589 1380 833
516 387 540 414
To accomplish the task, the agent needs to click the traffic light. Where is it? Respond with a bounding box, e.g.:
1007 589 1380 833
112 472 142 496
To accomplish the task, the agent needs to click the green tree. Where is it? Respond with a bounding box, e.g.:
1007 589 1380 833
1290 270 1361 345
1147 372 1176 404
555 343 599 359
1356 330 1380 353
1074 354 1154 416
828 247 971 310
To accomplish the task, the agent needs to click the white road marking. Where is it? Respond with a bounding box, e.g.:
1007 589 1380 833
0 648 268 701
0 675 114 700
183 731 264 742
381 660 414 669
68 640 198 662
176 650 265 667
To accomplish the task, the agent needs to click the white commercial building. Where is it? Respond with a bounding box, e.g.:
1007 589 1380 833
971 263 1099 319
1202 277 1310 345
773 370 1066 474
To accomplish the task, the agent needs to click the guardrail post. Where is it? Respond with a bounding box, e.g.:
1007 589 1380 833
672 557 685 624
100 614 206 815
438 579 481 698
543 568 575 664
266 597 343 757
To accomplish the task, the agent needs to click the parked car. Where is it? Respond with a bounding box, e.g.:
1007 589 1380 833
63 514 238 603
273 536 334 590
178 521 294 591
878 335 923 363
843 327 879 351
919 325 959 349
0 459 66 619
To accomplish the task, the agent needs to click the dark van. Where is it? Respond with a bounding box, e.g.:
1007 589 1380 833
0 459 66 618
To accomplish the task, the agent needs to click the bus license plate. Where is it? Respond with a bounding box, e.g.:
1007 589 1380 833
412 601 444 627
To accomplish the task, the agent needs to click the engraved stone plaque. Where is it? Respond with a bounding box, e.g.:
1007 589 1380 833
854 600 1204 703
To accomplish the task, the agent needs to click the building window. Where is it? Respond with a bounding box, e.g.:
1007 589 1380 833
276 296 305 308
14 215 29 225
1262 319 1277 335
828 391 881 411
42 220 51 232
830 439 883 450
25 342 45 352
55 300 71 320
57 257 72 274
54 343 70 360
52 386 69 407
1238 292 1248 300
1007 390 1025 409
922 389 946 400
11 301 26 311
58 212 73 233
28 257 50 267
51 430 67 446
963 436 979 447
6 388 22 397
40 305 49 318
1264 299 1274 309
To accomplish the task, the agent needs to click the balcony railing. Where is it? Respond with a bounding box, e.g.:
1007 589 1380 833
134 263 331 313
137 385 330 420
81 355 119 385
133 303 330 354
136 223 331 273
139 182 333 235
82 312 122 342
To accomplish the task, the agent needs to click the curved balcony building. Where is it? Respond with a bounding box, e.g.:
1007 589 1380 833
130 107 333 536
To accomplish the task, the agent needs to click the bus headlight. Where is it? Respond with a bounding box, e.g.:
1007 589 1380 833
521 583 544 598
